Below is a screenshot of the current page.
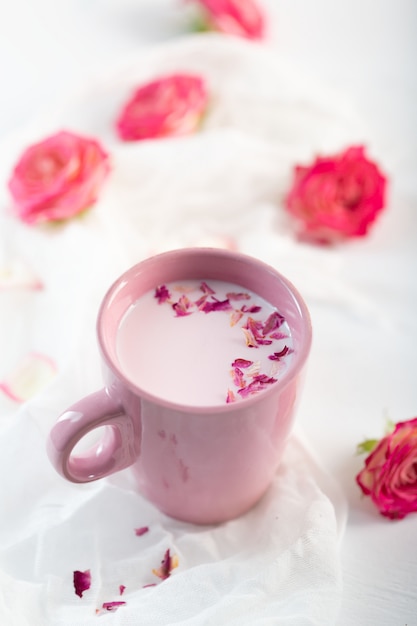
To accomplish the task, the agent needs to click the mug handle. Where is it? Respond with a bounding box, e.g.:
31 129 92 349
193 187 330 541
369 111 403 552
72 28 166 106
47 389 141 483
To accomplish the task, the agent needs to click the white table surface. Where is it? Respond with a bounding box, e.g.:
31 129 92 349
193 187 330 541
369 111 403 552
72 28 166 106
0 1 416 624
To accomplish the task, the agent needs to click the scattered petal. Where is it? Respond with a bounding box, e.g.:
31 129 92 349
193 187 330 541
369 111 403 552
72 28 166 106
226 292 251 301
101 601 126 612
263 311 285 335
270 331 289 341
154 285 171 304
226 389 236 403
229 309 244 326
119 585 126 595
247 360 261 377
143 583 157 588
201 297 232 313
200 280 215 294
268 346 293 360
73 570 91 598
241 304 262 314
231 358 253 369
231 367 245 388
134 526 149 537
152 549 178 581
0 352 57 402
172 294 193 316
242 327 258 348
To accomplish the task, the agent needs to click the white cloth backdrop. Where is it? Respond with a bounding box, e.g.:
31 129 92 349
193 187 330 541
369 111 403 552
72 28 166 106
0 5 416 626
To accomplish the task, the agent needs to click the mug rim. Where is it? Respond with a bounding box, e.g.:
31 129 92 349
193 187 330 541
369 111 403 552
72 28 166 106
97 247 312 414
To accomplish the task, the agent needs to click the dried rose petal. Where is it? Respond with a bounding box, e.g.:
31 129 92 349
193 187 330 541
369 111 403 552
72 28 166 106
119 585 126 595
268 346 293 360
152 549 179 580
231 367 245 388
246 361 261 377
229 309 244 326
172 294 193 316
0 352 57 403
134 526 149 536
241 304 262 314
195 293 208 309
73 570 91 598
143 583 157 588
226 389 236 403
201 297 232 313
262 311 285 336
154 284 171 303
200 280 215 294
270 331 289 341
226 292 251 301
102 601 126 612
231 358 253 369
242 327 258 348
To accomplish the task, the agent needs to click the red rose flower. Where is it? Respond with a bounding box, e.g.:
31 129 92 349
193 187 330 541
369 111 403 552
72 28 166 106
115 74 208 142
190 0 265 40
284 146 387 243
356 418 417 520
8 130 110 225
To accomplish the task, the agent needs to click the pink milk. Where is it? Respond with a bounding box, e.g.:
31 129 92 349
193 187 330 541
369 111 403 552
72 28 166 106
116 279 293 407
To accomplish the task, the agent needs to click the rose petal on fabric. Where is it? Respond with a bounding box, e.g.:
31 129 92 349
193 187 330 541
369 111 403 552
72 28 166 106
154 284 171 304
101 601 126 612
73 570 91 598
116 74 208 141
8 130 110 225
119 585 126 596
152 549 179 580
0 352 57 402
134 526 149 536
0 260 44 291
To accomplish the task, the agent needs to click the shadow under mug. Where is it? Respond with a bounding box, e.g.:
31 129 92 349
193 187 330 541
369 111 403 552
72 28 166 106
47 248 312 524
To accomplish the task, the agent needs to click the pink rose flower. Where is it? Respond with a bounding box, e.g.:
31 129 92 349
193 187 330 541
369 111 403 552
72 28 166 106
8 130 110 225
190 0 265 40
356 418 417 520
284 146 387 244
115 74 208 142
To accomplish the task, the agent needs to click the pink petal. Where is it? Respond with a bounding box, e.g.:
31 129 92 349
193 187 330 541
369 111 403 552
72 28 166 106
172 294 193 316
242 327 258 348
231 358 253 369
201 297 232 313
229 310 244 326
119 585 126 595
241 304 262 314
263 311 285 336
200 280 215 295
226 389 236 403
73 569 91 598
101 601 126 612
154 284 171 303
226 292 251 301
134 526 149 536
152 549 178 580
268 346 293 360
0 352 57 402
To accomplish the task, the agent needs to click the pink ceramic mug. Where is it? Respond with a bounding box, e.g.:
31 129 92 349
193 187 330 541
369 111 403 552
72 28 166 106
47 248 312 524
